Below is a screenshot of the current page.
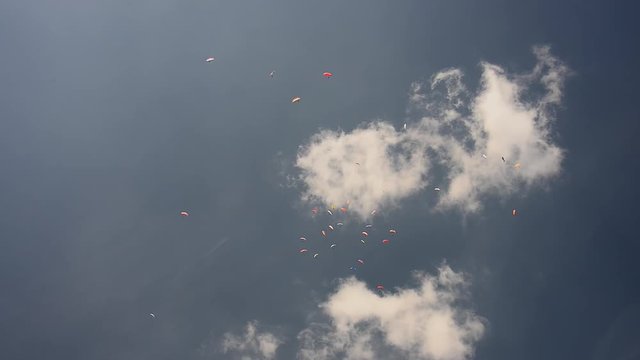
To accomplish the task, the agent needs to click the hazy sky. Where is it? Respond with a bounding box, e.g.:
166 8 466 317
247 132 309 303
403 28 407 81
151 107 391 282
1 1 639 359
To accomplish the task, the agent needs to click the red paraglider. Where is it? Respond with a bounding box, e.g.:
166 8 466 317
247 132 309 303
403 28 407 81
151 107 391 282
323 72 333 78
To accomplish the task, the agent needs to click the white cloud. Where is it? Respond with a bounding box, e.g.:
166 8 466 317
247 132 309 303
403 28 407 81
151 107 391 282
221 321 283 360
297 265 485 360
294 46 568 216
295 123 431 218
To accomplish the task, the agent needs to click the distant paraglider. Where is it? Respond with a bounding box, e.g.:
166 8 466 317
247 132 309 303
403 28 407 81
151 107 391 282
323 72 333 78
269 70 275 78
180 211 189 217
382 239 390 245
205 57 215 62
388 229 397 235
512 209 518 216
292 97 301 104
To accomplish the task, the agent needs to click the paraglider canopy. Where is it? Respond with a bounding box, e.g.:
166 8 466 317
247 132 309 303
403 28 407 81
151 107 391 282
180 211 189 217
323 72 333 78
299 248 308 253
361 231 369 237
512 209 518 216
382 239 390 245
292 97 301 104
389 229 397 234
376 285 384 290
205 57 215 62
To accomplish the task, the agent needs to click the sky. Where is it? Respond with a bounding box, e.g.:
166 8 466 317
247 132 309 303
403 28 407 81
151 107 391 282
1 0 639 359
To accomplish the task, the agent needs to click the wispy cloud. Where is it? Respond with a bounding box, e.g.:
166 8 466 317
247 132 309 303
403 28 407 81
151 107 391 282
297 265 485 360
221 321 283 360
294 46 568 217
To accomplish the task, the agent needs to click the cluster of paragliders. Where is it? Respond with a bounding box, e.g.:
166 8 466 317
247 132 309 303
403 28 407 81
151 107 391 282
294 204 397 292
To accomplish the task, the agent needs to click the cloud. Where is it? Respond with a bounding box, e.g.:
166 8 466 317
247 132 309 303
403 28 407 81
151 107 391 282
221 321 283 360
294 46 568 216
295 123 430 218
297 265 485 360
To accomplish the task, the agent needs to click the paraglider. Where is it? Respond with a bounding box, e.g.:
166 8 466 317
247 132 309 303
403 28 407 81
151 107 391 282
330 244 337 248
327 210 333 216
434 187 441 191
482 154 488 159
361 231 369 237
269 70 275 78
376 285 384 291
349 266 356 271
357 259 364 265
313 253 319 259
382 239 390 245
328 225 335 231
388 229 397 235
336 222 344 227
340 207 348 213
371 210 377 216
501 156 506 163
321 230 327 237
299 237 307 241
299 248 308 253
312 207 318 215
292 97 301 104
403 123 407 130
360 239 366 244
150 313 156 318
205 57 215 62
323 72 333 78
514 162 521 169
365 224 373 228
512 209 518 216
180 211 189 217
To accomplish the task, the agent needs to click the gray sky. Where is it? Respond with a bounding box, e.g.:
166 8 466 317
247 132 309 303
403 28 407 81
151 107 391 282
1 0 639 359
